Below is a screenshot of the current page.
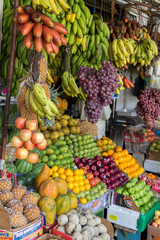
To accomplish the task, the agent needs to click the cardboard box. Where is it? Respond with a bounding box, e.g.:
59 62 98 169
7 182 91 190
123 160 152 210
147 221 160 240
0 208 43 240
37 234 63 240
147 150 160 162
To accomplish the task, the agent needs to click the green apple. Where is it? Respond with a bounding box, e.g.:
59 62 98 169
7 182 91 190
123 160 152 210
134 200 140 208
139 207 145 214
116 187 123 194
86 194 91 202
144 204 149 212
135 192 140 199
139 180 146 187
142 196 149 204
126 182 133 189
148 191 153 197
130 194 137 201
128 187 135 194
95 193 100 199
152 197 158 204
131 177 138 183
139 199 143 206
122 190 129 196
134 183 141 192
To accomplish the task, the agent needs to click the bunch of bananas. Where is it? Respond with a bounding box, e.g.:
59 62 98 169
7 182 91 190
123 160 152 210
114 75 125 95
78 86 87 100
109 38 134 69
62 71 79 97
47 51 63 84
32 0 70 15
137 27 151 41
25 83 59 120
129 38 158 67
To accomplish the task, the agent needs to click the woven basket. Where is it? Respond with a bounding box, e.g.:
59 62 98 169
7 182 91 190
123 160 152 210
0 145 16 163
79 119 97 138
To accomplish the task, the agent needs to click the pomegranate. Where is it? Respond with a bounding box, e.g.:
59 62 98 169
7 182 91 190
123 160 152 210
24 140 35 151
11 136 23 148
19 129 32 142
25 120 38 131
27 153 39 164
15 148 28 160
36 139 47 150
31 132 44 144
15 117 26 129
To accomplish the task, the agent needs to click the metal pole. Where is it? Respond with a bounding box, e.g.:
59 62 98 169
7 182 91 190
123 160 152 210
0 0 19 178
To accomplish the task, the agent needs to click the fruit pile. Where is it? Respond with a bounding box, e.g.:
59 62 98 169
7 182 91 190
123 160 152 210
40 116 80 144
0 178 40 228
112 148 144 179
96 136 116 157
116 178 158 214
136 88 160 129
141 128 156 142
149 138 160 152
14 5 68 54
11 117 46 163
74 155 128 190
66 134 100 159
139 174 160 194
151 210 160 228
109 38 133 69
78 61 119 123
40 139 75 169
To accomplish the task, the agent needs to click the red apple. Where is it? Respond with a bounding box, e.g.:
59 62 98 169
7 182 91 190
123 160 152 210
91 165 97 171
89 179 97 187
86 173 94 180
99 167 105 173
96 160 101 167
94 156 101 161
81 157 87 164
93 171 99 177
85 164 90 171
25 120 38 131
15 117 26 129
74 157 80 164
77 162 84 168
104 165 109 171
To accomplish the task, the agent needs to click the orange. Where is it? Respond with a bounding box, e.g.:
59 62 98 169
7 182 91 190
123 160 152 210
79 180 84 186
102 139 108 145
83 179 89 184
117 152 122 158
58 167 65 174
118 163 124 170
108 139 113 144
79 186 85 192
79 169 84 175
52 172 59 178
52 166 58 172
79 175 84 181
67 182 74 189
123 149 128 155
102 152 108 157
66 176 74 183
116 146 122 152
73 182 79 187
73 175 80 181
102 145 107 151
72 187 80 194
98 147 103 153
128 155 132 160
50 169 53 175
119 157 124 163
84 183 91 190
112 153 119 159
107 149 114 156
114 159 119 165
59 174 66 180
97 140 103 146
74 169 80 175
65 168 73 176
80 198 87 204
102 136 108 140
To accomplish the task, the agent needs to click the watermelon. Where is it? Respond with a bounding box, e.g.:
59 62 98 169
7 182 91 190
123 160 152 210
32 162 44 177
6 163 17 174
24 173 35 186
16 159 33 174
17 175 25 185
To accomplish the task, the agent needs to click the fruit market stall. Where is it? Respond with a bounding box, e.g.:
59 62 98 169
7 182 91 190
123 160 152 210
0 0 160 239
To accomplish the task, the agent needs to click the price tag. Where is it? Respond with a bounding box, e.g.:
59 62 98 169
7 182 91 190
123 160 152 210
109 214 117 221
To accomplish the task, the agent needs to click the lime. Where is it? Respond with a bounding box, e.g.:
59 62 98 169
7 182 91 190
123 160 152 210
41 150 46 155
41 155 48 163
47 160 54 167
57 154 64 160
61 159 66 165
54 149 60 155
48 154 57 160
54 160 60 165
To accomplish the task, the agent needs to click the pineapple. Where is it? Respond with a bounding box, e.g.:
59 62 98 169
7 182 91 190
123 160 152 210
6 199 23 213
0 178 12 191
41 82 51 98
39 55 47 83
20 104 37 120
12 185 27 200
0 191 13 205
22 192 38 207
24 204 40 222
17 86 27 111
9 210 28 228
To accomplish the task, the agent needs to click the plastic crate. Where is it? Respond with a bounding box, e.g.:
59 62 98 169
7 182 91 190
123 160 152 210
95 207 105 218
137 202 160 232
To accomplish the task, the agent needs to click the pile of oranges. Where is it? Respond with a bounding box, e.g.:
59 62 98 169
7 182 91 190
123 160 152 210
96 136 116 157
110 147 145 179
50 166 91 194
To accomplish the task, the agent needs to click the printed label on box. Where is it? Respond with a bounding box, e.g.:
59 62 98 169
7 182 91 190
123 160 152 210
109 215 117 221
113 192 133 209
0 230 13 240
92 200 99 208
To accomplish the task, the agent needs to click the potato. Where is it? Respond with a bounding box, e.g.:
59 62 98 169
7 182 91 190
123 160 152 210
92 237 99 240
79 215 87 226
76 207 83 215
100 233 110 240
57 215 68 226
83 226 95 238
69 209 78 214
98 224 107 233
57 226 65 233
84 209 92 215
72 232 82 240
65 222 75 235
81 230 91 240
85 214 93 220
69 214 79 225
94 217 101 225
75 224 82 232
87 219 96 227
66 212 72 217
93 226 99 236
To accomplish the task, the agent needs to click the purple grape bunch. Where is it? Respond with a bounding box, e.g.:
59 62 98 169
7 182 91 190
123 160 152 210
136 88 160 129
78 61 120 123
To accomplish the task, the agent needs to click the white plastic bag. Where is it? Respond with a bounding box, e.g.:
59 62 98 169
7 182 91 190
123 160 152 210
155 58 160 77
149 74 160 89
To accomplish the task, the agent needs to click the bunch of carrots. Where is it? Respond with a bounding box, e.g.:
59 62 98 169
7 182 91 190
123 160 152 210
13 5 68 55
121 75 134 89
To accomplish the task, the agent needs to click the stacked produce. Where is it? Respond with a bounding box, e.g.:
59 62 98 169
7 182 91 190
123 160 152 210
66 134 100 159
39 138 75 169
129 38 158 66
0 179 40 228
139 174 160 194
14 5 68 54
78 61 119 123
149 138 160 152
111 148 144 179
74 155 128 190
109 38 133 68
96 136 116 157
11 117 46 162
136 88 160 129
150 210 160 228
110 18 139 40
116 178 158 214
55 208 111 239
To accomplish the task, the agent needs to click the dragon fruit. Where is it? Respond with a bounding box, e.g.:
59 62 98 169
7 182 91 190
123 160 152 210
152 183 159 192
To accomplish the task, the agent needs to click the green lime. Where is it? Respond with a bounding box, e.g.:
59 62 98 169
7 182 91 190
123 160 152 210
54 160 60 165
54 149 60 155
61 159 66 165
41 155 48 163
47 160 54 167
41 150 46 155
48 154 57 160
